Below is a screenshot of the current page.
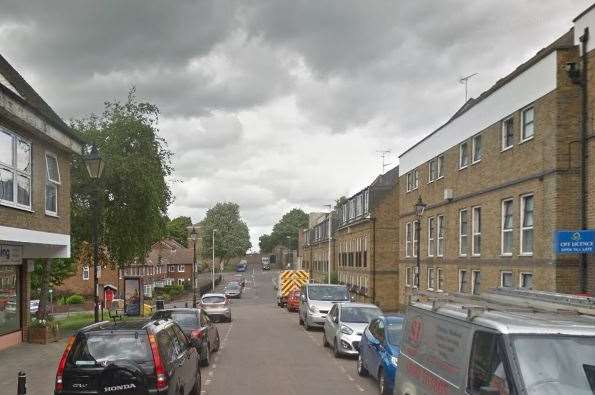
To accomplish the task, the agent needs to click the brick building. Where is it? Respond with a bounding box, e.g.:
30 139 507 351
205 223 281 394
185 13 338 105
302 212 335 283
335 166 399 311
0 54 84 349
396 10 595 308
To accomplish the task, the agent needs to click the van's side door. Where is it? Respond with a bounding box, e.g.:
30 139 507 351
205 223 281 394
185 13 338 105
467 330 515 395
170 325 194 394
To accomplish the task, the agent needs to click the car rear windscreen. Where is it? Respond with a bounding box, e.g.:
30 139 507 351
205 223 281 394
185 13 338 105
153 311 199 327
67 332 152 366
202 296 225 303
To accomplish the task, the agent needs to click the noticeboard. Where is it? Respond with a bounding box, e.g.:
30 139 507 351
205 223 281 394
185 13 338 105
124 277 143 316
554 230 595 254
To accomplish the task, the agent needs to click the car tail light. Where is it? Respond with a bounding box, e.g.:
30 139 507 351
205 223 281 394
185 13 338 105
148 334 168 390
191 329 204 339
55 336 75 392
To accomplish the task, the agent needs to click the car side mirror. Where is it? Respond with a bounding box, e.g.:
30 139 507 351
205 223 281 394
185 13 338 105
333 316 339 324
479 387 500 395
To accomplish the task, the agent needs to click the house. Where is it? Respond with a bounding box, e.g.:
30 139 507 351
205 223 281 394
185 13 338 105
0 54 84 350
302 212 335 283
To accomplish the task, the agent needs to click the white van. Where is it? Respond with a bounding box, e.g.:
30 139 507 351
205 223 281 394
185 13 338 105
394 288 595 395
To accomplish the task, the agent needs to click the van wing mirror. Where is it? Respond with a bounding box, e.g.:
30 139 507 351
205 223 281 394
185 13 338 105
479 387 500 395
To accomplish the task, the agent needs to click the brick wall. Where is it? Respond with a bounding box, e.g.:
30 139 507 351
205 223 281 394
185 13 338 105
56 263 119 297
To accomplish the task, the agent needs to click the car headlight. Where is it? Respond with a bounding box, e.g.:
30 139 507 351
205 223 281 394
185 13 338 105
391 356 399 367
340 325 354 335
308 304 318 313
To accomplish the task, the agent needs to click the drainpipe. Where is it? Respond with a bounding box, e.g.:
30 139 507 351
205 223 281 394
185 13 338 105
372 217 376 304
580 28 589 293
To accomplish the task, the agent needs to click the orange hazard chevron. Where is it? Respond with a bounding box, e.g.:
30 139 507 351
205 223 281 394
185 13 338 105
280 270 310 296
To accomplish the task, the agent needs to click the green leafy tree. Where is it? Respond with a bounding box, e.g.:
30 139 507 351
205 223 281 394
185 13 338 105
166 216 193 246
201 202 251 266
270 208 309 250
258 234 274 253
31 258 76 299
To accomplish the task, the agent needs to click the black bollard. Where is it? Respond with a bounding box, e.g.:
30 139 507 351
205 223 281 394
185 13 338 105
17 371 26 395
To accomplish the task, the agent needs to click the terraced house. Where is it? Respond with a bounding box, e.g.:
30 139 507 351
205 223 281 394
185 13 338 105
301 212 335 283
334 166 399 311
398 9 595 308
0 54 84 350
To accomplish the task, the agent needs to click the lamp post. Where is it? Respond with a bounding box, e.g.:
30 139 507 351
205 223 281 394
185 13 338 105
85 144 104 323
414 196 427 291
212 229 218 290
191 227 198 307
286 236 291 268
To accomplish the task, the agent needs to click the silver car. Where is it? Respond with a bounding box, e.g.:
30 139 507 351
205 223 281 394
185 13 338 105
299 284 351 330
200 293 232 322
323 303 382 357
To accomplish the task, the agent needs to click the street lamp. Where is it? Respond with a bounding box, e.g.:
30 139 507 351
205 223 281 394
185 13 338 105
212 229 218 290
191 226 198 307
85 144 104 323
286 236 291 269
414 196 427 290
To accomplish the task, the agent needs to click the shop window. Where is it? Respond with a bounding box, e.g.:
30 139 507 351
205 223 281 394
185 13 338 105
0 266 20 335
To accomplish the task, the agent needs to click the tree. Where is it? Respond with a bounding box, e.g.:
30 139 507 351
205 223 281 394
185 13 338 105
269 208 309 251
336 196 348 207
201 202 251 265
166 216 193 246
31 258 76 298
258 234 274 253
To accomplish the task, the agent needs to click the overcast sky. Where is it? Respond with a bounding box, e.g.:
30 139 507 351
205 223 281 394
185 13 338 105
0 0 590 250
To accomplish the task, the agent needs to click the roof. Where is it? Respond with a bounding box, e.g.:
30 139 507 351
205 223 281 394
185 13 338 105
0 53 84 144
202 293 225 298
573 3 595 22
338 302 380 309
399 28 575 158
78 319 154 333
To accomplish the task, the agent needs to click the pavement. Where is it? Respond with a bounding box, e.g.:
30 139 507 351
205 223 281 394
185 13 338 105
0 267 379 394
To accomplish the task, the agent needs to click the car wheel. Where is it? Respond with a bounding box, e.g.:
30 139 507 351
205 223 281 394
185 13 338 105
201 344 210 367
357 353 369 376
323 332 329 347
379 368 389 395
213 332 220 352
299 313 304 326
333 338 341 358
305 315 312 331
191 366 201 395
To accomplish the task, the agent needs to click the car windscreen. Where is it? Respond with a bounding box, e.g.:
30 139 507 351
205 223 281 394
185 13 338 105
386 321 404 346
152 311 199 327
340 307 381 323
512 334 595 395
67 332 152 366
202 296 225 304
307 286 349 301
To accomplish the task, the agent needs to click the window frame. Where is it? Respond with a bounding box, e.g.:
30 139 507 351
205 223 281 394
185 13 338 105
521 106 535 142
520 194 534 256
519 272 533 289
500 271 513 288
472 134 482 163
501 199 514 256
44 151 61 216
412 220 419 258
471 206 481 257
501 116 514 151
82 266 90 281
459 209 469 256
437 268 444 292
427 267 435 291
437 215 445 257
427 217 436 257
459 141 469 169
405 267 412 287
0 127 32 211
405 222 412 257
471 270 481 295
459 269 468 293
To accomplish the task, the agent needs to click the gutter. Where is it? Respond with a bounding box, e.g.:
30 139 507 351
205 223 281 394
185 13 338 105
579 28 589 293
372 217 376 304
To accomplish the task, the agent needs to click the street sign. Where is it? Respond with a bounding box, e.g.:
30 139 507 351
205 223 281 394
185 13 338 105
554 230 595 254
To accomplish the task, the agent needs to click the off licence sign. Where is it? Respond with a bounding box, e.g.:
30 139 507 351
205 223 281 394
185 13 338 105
554 230 595 254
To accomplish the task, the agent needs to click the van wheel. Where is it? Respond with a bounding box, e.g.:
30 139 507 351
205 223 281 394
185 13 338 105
357 353 368 376
378 368 389 395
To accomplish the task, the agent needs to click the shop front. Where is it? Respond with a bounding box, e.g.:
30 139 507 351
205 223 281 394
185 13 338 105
0 244 29 351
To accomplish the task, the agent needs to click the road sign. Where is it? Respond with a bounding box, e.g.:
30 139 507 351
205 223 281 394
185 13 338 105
554 230 595 254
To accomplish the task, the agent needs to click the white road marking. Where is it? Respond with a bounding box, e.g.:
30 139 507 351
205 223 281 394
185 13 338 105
347 375 355 382
356 384 365 392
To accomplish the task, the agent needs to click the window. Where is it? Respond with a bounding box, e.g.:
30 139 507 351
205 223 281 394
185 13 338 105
520 194 534 255
428 155 444 182
168 265 175 273
472 270 481 295
405 222 413 257
472 207 481 256
459 270 468 293
437 215 445 257
412 221 419 257
468 331 512 394
177 265 184 272
45 153 61 215
427 268 435 290
459 141 469 169
520 272 533 289
0 129 31 209
437 268 444 291
501 271 513 288
428 217 436 257
82 266 90 281
0 266 20 336
522 106 534 141
405 267 412 286
363 236 368 268
406 170 419 191
459 209 469 256
472 134 482 163
501 199 514 255
178 279 184 286
502 117 514 150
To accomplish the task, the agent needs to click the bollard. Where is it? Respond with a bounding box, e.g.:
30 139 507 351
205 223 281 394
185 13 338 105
17 371 26 395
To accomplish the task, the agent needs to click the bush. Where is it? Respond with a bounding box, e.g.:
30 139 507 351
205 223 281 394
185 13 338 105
65 294 84 305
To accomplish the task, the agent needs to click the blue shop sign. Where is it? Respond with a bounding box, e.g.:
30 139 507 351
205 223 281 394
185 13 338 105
554 230 595 254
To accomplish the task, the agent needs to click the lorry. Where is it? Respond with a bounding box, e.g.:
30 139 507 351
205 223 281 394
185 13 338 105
262 256 271 270
276 270 309 307
394 288 595 395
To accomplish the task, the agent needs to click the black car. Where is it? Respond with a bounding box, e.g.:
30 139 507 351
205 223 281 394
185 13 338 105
151 308 220 366
54 319 201 395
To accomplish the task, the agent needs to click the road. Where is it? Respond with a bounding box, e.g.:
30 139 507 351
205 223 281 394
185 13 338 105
202 267 379 395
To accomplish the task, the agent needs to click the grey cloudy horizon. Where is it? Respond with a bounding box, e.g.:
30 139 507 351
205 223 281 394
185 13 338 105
0 0 590 250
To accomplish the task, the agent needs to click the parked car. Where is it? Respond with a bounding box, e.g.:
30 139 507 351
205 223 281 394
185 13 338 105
224 282 243 299
286 290 301 312
151 308 220 366
236 262 247 272
54 319 201 394
323 303 382 357
357 315 404 395
299 284 350 330
6 298 39 313
200 293 231 322
233 274 246 287
395 288 595 395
